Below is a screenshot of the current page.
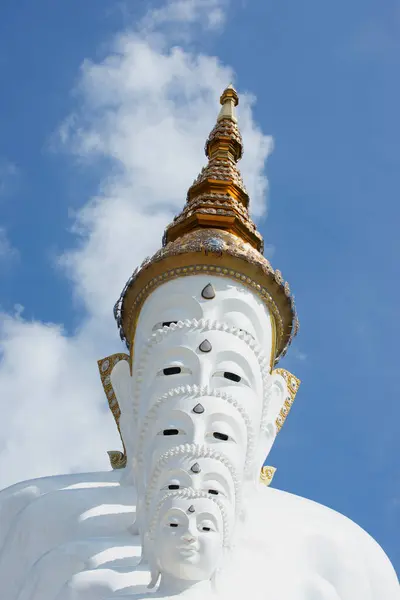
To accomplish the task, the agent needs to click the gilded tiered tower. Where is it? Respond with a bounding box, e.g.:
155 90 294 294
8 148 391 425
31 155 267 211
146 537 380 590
114 85 299 365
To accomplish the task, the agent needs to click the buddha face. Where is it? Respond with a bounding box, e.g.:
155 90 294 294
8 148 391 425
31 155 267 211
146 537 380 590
144 453 238 530
138 391 250 490
149 494 226 583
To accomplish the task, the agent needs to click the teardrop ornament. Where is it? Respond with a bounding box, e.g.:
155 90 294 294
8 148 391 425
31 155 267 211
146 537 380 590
199 339 212 353
201 283 216 300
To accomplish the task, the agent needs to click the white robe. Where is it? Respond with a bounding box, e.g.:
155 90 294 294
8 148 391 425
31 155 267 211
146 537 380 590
0 470 398 600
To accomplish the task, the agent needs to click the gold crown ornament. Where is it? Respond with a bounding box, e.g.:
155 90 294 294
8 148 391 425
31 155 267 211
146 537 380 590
114 85 299 367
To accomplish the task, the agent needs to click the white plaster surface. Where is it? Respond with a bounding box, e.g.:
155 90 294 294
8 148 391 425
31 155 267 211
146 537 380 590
0 472 398 599
1 276 398 598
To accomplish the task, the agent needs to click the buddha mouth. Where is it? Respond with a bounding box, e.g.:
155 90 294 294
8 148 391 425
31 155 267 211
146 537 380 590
178 546 199 558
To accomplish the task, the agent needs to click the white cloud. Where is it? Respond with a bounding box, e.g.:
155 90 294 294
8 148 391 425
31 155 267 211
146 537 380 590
0 311 119 486
0 0 273 490
0 161 19 267
141 0 227 32
0 227 18 264
0 160 19 198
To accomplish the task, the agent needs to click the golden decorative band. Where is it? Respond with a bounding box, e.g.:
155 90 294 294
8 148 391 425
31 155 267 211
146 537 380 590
126 264 282 370
116 230 298 366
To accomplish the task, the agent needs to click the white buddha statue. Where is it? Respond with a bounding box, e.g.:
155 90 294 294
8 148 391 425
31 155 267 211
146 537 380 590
0 86 398 600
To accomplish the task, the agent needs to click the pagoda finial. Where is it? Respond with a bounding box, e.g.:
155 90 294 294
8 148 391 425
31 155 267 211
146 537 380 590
158 87 260 251
205 86 243 162
162 87 258 248
217 84 239 123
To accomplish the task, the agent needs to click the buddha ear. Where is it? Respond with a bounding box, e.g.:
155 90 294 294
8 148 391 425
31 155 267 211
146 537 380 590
253 369 300 478
144 533 160 588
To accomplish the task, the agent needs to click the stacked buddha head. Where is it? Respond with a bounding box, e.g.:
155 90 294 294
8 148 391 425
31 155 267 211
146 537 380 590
98 86 300 594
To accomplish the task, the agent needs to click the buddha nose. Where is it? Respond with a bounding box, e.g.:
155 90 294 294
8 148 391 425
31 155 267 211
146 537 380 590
192 424 204 445
182 522 198 543
198 362 212 388
182 532 196 543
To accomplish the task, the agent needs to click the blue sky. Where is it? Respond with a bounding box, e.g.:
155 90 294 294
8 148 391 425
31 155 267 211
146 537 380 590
0 0 399 574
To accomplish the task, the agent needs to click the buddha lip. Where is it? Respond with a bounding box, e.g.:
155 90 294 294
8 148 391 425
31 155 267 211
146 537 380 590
178 545 199 553
178 548 198 557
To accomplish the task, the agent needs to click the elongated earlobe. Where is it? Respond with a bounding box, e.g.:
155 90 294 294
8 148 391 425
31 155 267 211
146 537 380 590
148 568 161 589
252 370 300 480
251 373 289 480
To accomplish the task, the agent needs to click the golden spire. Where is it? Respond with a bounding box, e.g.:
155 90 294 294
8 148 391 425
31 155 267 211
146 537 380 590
217 84 238 122
114 87 299 364
164 85 264 251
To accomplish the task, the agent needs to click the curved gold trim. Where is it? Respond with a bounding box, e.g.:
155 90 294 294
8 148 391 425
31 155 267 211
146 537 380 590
272 368 301 432
269 311 277 370
97 353 129 469
260 466 276 486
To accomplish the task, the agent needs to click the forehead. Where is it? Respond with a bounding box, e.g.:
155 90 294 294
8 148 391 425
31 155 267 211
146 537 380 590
155 393 248 426
161 495 222 516
133 275 273 352
137 328 263 376
157 455 232 475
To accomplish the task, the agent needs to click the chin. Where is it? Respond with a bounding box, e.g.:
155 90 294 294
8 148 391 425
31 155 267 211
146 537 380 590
182 555 200 567
179 548 199 557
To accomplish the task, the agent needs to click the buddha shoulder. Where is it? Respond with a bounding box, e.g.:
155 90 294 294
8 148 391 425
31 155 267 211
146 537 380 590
254 486 399 596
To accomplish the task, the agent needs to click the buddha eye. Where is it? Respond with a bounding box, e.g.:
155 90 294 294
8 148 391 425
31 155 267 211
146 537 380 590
157 428 185 436
163 366 181 376
213 432 229 441
157 366 192 376
212 370 248 385
206 429 236 443
208 489 219 495
199 521 215 533
168 484 180 490
169 523 179 528
223 371 241 383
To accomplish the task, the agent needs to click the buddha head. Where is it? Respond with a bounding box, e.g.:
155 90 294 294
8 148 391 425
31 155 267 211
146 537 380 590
144 489 230 589
141 443 239 545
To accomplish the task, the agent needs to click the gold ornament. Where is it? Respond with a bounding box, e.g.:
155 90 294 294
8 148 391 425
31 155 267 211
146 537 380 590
273 368 301 432
97 353 129 469
260 466 277 486
114 85 298 365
